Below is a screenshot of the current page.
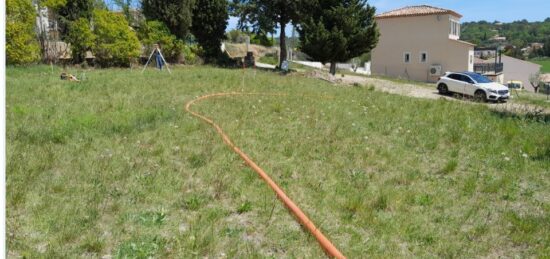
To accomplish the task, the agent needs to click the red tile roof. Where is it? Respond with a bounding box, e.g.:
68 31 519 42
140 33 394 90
376 5 462 19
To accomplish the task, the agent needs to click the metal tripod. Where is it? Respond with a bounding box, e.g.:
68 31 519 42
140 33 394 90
141 47 171 74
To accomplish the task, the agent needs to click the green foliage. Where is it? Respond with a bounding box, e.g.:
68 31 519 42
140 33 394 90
236 200 252 214
250 33 274 47
530 57 550 73
142 0 195 39
138 20 185 62
66 18 95 64
191 0 229 62
116 236 166 258
231 0 303 66
462 19 550 50
544 38 550 56
182 44 201 64
357 51 371 64
39 0 66 8
6 0 40 65
113 0 133 25
57 0 94 35
92 10 140 67
226 29 275 47
299 0 379 74
226 29 248 43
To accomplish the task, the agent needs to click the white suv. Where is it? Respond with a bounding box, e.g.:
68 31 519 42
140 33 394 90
436 72 510 102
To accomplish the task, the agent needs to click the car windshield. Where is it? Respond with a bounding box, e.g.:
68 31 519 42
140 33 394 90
467 73 493 83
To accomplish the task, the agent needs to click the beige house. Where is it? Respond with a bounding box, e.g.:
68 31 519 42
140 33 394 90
371 5 475 83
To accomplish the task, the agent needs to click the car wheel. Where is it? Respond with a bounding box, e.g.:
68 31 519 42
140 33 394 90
438 84 449 95
474 90 486 102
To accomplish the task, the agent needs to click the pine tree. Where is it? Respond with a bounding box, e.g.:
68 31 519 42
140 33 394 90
142 0 196 39
191 0 228 62
298 0 378 75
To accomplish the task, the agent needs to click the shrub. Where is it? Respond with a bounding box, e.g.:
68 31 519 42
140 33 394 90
92 10 140 67
66 18 95 64
138 20 184 63
6 0 40 65
181 44 201 65
250 33 274 47
226 29 247 43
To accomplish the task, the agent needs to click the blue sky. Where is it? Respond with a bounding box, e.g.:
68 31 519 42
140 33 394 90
105 0 550 32
226 0 550 33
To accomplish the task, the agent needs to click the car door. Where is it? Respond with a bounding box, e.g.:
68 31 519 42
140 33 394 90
461 75 477 96
446 74 463 92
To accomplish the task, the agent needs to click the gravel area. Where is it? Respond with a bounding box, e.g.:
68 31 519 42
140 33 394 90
307 71 550 115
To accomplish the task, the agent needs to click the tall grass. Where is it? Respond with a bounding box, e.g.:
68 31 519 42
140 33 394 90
6 65 550 257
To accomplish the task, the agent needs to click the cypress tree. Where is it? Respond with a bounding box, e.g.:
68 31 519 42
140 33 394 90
191 0 229 62
142 0 196 39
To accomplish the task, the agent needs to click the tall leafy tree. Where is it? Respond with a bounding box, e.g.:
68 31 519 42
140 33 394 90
57 0 94 35
113 0 134 25
92 10 141 67
298 0 378 75
191 0 228 62
231 0 302 67
6 0 40 64
66 18 95 63
142 0 195 39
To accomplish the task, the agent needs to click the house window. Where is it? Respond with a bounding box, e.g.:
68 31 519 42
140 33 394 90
469 54 473 64
450 19 460 38
404 52 411 63
420 52 427 63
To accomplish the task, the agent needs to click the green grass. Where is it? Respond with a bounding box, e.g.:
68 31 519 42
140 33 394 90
531 57 550 73
258 55 278 66
510 90 550 109
7 65 550 258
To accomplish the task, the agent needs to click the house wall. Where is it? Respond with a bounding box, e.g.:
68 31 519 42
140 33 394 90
371 14 474 83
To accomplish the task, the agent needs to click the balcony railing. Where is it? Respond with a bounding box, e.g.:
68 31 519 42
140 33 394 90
474 62 503 74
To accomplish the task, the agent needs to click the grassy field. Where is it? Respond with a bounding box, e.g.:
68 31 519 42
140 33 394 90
531 57 550 73
7 65 550 258
258 55 278 66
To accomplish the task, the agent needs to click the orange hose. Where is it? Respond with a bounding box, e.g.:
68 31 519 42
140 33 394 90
185 92 345 259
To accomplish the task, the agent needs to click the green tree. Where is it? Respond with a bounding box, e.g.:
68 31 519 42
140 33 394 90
92 10 141 67
141 0 195 39
138 20 185 62
191 0 228 62
113 0 133 25
66 18 95 63
226 29 248 43
543 38 550 57
57 0 94 35
231 0 303 67
6 0 40 64
299 0 378 75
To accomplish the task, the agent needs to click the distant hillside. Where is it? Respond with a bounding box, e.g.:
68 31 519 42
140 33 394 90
461 18 550 48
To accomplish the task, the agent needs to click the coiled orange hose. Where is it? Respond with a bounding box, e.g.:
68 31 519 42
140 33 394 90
185 92 345 258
